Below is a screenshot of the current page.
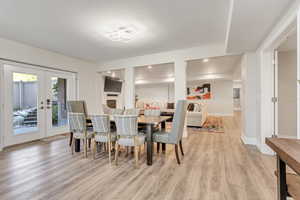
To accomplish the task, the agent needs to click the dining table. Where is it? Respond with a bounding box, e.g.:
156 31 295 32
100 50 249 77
74 115 172 166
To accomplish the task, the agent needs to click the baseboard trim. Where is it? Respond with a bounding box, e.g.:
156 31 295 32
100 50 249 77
241 135 257 145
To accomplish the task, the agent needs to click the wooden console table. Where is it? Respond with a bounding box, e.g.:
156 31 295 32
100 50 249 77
266 138 300 200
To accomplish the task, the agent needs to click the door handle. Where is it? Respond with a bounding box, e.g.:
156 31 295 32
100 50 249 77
40 106 44 110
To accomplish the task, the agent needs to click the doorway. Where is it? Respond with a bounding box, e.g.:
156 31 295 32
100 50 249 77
273 28 298 138
3 64 76 146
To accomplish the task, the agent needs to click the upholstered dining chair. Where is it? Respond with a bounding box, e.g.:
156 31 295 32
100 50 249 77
152 100 188 164
67 101 91 147
102 104 112 115
90 115 117 164
124 108 140 116
114 115 145 167
68 112 94 158
111 108 124 115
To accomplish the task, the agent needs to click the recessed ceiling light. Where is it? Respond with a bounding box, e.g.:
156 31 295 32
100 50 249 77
203 58 209 63
147 65 152 69
105 25 139 43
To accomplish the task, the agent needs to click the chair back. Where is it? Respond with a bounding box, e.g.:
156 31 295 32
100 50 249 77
144 109 161 117
68 112 86 133
102 104 111 115
169 100 188 143
111 108 124 115
67 101 88 117
90 115 110 133
114 115 138 136
124 109 140 116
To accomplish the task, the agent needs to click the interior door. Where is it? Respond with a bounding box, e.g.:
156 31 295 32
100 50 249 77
4 65 46 146
272 50 278 137
45 71 76 136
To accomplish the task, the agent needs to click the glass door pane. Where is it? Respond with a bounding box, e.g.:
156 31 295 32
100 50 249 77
46 72 76 136
13 72 38 135
50 77 67 127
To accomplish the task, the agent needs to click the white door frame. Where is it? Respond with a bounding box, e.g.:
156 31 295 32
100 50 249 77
45 71 76 137
1 60 77 148
4 64 46 146
259 9 299 154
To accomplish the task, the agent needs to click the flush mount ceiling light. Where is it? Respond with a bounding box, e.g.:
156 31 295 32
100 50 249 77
203 58 209 63
104 25 139 43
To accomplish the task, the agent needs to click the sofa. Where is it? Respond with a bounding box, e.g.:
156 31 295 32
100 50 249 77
186 102 207 127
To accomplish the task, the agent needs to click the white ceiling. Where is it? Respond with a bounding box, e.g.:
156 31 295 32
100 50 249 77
0 0 294 62
226 0 294 53
0 0 229 62
134 55 242 84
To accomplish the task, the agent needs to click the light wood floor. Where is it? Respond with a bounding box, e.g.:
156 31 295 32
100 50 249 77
0 113 277 200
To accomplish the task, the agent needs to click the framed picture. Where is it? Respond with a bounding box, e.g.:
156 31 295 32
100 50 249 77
187 83 211 100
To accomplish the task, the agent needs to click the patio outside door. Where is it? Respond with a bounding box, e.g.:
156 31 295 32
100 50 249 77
3 64 76 146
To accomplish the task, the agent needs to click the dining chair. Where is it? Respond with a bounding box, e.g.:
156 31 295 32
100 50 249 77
114 115 145 167
111 108 124 115
144 109 161 117
68 112 94 158
152 100 188 164
90 115 116 164
102 104 112 115
67 101 91 147
124 108 140 116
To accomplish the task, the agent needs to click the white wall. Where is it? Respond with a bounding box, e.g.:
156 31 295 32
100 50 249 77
187 80 234 116
0 37 100 113
241 53 259 145
278 50 297 138
135 83 174 102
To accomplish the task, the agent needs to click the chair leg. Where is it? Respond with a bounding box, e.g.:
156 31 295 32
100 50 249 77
115 144 119 165
69 132 73 147
71 137 74 155
175 144 180 165
84 139 88 158
108 142 112 165
134 146 139 168
179 140 184 156
157 142 160 153
92 139 96 159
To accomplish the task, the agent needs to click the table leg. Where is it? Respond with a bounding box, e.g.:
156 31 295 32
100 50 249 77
277 155 287 200
161 121 166 130
75 139 80 152
147 124 153 165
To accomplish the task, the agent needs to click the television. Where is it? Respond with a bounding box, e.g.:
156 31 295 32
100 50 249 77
104 76 122 93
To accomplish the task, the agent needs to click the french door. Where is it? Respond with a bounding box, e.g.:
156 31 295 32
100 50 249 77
3 64 76 146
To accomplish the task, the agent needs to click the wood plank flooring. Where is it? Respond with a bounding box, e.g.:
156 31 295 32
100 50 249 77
0 113 277 200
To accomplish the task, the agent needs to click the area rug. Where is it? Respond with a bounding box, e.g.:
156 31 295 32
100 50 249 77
195 116 224 133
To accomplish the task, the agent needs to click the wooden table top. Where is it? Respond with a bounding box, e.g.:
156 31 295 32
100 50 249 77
266 138 300 175
137 116 171 125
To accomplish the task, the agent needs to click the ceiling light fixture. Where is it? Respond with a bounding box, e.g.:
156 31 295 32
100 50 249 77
147 65 152 69
105 25 138 43
107 70 111 74
203 58 209 63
